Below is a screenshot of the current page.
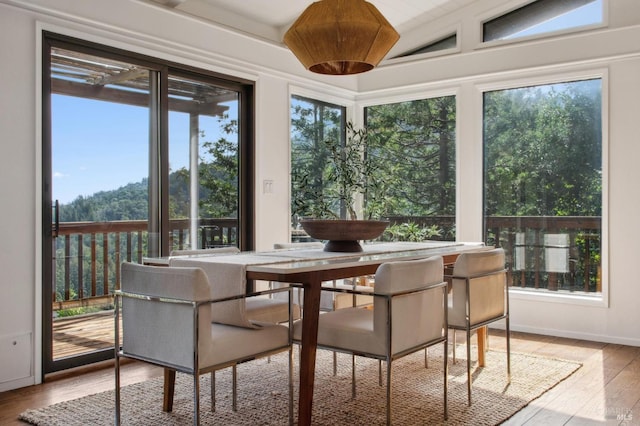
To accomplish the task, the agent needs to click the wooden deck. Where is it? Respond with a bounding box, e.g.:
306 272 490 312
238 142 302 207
53 311 119 359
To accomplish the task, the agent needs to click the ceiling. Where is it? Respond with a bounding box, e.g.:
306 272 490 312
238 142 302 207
145 0 477 50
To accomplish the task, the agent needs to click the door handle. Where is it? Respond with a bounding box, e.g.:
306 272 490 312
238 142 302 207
53 199 59 238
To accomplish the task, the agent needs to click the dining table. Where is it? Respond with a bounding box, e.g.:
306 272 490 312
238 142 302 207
154 240 490 425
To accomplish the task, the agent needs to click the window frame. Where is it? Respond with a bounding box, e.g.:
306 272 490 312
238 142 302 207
41 31 255 374
477 68 609 307
474 0 608 50
384 25 462 66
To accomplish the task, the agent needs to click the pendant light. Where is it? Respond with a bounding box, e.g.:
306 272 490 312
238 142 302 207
283 0 400 75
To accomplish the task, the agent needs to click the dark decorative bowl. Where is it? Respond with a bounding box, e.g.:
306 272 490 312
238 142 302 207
299 219 389 252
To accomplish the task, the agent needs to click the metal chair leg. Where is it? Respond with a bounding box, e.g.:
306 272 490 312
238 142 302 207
210 371 216 412
193 373 201 426
466 330 472 406
452 330 457 363
386 359 392 425
351 354 357 399
288 348 294 426
232 365 238 411
443 340 448 420
115 352 121 425
506 316 511 383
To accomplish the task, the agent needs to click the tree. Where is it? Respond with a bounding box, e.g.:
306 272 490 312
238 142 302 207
365 96 456 216
484 79 602 216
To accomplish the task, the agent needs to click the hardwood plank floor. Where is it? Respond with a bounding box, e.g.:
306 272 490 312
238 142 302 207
1 331 638 425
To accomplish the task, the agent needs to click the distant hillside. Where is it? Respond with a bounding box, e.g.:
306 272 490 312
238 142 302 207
57 165 231 222
59 179 150 222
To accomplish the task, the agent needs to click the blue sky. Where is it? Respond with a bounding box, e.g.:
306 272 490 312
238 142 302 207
507 0 602 39
52 95 231 204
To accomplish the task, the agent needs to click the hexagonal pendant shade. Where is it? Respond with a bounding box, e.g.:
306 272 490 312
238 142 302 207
283 0 400 75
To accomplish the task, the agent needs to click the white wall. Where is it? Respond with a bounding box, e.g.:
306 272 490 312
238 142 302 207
0 0 639 392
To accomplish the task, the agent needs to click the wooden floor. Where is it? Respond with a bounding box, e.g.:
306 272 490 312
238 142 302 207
2 330 639 425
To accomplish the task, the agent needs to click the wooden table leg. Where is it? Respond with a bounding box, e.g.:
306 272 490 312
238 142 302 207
298 272 322 426
163 368 176 412
477 326 487 367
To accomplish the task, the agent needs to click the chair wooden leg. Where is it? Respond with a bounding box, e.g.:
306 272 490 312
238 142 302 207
424 348 429 368
163 368 176 412
477 327 487 367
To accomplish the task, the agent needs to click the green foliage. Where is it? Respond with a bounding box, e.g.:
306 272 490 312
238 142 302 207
366 96 456 217
383 222 443 242
484 80 602 216
294 121 384 220
56 306 101 317
291 96 341 220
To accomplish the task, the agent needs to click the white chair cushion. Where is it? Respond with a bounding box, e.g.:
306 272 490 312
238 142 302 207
203 322 290 367
293 308 386 356
246 296 301 323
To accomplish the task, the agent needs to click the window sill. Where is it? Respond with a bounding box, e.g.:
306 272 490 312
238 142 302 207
509 287 607 308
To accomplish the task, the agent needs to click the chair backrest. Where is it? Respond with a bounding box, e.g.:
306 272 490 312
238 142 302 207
120 262 212 371
450 248 507 327
169 246 240 257
373 256 445 353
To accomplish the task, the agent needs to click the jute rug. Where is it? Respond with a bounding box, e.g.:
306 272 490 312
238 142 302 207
20 346 580 425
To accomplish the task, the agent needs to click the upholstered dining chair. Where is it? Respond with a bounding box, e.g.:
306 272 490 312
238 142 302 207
115 263 293 426
169 246 301 324
447 247 510 406
293 255 448 425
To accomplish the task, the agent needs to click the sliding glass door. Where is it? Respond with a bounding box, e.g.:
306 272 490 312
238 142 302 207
42 33 253 374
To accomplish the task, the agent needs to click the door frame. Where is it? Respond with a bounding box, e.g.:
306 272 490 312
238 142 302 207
41 31 255 375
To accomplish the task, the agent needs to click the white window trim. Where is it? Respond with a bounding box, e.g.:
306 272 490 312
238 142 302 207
476 67 609 308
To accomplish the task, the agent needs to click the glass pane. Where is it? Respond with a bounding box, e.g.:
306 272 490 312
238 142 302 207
51 48 151 360
290 95 346 236
365 96 456 242
168 75 240 252
483 79 602 292
393 34 457 58
484 0 602 42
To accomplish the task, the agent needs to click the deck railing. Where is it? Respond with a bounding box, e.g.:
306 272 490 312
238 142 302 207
52 218 237 310
378 215 601 292
53 215 602 310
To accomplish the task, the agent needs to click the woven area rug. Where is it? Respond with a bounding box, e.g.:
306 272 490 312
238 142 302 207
20 346 580 425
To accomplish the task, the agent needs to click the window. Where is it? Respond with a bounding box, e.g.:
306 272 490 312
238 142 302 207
365 96 456 242
43 32 254 372
483 78 602 293
393 34 457 59
290 95 346 234
483 0 603 43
